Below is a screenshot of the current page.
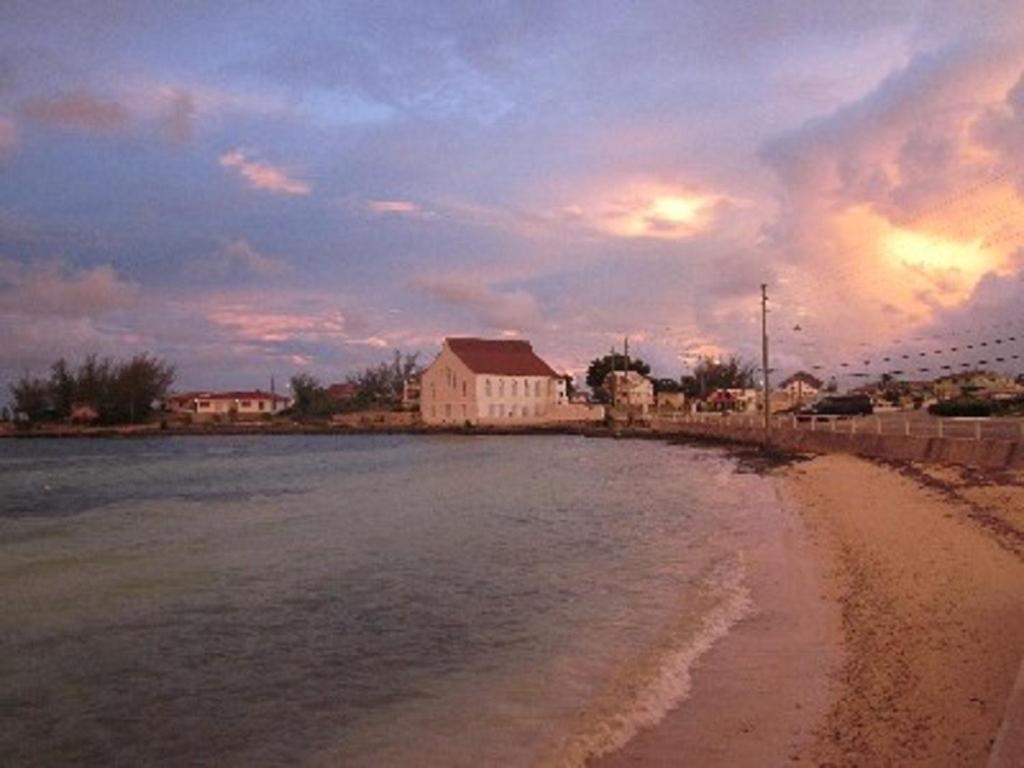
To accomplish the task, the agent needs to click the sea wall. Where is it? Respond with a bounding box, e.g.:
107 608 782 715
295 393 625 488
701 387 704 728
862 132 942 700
649 417 1024 469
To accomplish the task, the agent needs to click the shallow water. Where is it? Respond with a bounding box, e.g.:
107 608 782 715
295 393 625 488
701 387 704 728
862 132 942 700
0 435 777 766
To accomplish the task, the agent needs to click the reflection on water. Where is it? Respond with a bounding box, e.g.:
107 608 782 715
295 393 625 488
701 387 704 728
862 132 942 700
0 435 775 766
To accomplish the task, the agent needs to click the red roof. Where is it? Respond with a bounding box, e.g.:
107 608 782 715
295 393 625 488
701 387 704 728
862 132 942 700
327 383 359 400
446 338 558 377
169 390 290 402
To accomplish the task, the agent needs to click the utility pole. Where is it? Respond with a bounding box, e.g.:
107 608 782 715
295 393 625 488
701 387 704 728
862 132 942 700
761 283 771 445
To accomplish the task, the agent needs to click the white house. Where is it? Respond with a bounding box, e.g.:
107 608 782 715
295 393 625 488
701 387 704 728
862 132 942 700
420 338 602 426
778 372 823 406
165 390 292 418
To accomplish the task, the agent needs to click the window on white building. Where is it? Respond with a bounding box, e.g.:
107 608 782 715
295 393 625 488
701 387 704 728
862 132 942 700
462 381 467 397
511 380 518 396
534 381 541 397
444 404 451 418
499 379 505 396
486 379 492 397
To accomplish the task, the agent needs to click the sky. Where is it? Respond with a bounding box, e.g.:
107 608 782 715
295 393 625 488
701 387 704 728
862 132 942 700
2 1 1024 393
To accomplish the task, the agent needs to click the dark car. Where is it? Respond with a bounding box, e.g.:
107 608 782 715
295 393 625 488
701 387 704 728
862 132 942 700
797 394 873 419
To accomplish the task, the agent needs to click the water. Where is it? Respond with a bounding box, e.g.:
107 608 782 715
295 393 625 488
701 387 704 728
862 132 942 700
0 435 778 766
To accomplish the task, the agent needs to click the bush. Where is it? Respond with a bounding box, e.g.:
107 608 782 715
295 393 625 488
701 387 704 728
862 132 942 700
928 399 992 417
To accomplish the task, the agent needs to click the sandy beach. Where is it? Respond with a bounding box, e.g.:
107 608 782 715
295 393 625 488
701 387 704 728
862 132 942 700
599 453 1024 767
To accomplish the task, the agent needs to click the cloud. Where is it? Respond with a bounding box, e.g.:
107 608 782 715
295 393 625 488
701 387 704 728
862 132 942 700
161 88 196 146
366 199 433 218
21 89 130 134
753 45 1024 367
0 117 16 154
219 149 311 196
0 259 141 380
0 258 138 317
208 238 289 278
206 302 348 344
416 277 543 333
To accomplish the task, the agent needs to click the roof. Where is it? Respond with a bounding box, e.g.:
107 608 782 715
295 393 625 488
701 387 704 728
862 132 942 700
779 371 824 389
327 383 360 400
169 390 291 402
445 337 558 377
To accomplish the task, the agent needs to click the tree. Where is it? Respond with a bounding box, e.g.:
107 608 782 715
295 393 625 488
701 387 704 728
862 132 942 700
49 358 77 420
347 350 421 408
107 354 175 423
10 373 52 421
289 372 334 418
9 353 175 424
686 355 756 397
653 377 683 393
586 353 651 401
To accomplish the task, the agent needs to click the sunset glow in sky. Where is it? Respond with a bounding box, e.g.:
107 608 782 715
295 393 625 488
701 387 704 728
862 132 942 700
2 1 1024 389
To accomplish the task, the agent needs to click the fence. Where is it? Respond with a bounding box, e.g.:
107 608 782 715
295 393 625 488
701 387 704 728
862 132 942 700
656 411 1024 442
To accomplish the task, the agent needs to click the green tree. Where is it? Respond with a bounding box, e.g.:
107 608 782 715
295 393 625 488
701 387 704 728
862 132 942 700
10 373 52 421
687 355 756 396
49 358 77 420
653 377 683 393
585 354 650 401
11 353 175 424
347 350 421 408
107 354 175 423
289 372 333 417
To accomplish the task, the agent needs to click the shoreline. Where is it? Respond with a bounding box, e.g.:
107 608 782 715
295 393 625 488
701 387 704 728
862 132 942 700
599 453 1024 766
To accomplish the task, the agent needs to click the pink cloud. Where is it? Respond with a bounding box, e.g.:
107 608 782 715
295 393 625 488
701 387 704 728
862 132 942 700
22 89 130 134
366 199 433 218
416 277 543 332
0 117 17 154
210 238 289 278
0 258 138 317
206 304 347 343
219 149 311 196
161 88 196 146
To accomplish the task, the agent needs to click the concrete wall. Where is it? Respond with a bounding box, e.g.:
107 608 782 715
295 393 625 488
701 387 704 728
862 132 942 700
650 417 1024 469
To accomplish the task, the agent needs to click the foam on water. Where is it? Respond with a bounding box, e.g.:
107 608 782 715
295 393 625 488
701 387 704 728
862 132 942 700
541 555 754 766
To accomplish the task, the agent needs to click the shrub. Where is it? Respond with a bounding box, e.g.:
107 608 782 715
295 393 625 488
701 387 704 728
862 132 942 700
928 399 992 417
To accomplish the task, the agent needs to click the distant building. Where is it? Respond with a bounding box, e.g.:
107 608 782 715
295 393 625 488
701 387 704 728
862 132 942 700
326 382 360 403
778 371 824 405
934 371 1021 401
165 390 292 418
655 390 687 411
707 387 758 412
605 370 655 414
420 337 602 425
69 402 99 424
402 374 422 410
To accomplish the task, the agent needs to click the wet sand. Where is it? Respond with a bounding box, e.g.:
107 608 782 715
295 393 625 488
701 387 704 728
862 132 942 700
598 454 1024 766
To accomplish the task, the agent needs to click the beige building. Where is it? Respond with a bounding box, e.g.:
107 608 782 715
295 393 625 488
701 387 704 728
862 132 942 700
420 338 601 425
165 390 292 418
605 370 655 413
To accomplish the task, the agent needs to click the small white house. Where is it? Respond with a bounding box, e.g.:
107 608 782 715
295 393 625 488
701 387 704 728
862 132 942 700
166 390 292 418
778 372 823 406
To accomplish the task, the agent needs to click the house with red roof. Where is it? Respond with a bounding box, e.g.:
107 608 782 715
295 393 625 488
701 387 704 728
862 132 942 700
420 338 601 425
165 390 292 418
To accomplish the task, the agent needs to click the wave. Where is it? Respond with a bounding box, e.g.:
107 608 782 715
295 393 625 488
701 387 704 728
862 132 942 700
540 555 754 767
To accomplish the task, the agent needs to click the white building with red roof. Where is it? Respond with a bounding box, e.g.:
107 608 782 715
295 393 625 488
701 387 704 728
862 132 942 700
421 337 599 426
165 390 292 418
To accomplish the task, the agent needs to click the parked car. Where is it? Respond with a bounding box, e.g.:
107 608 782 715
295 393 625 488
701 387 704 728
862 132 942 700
796 394 873 420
